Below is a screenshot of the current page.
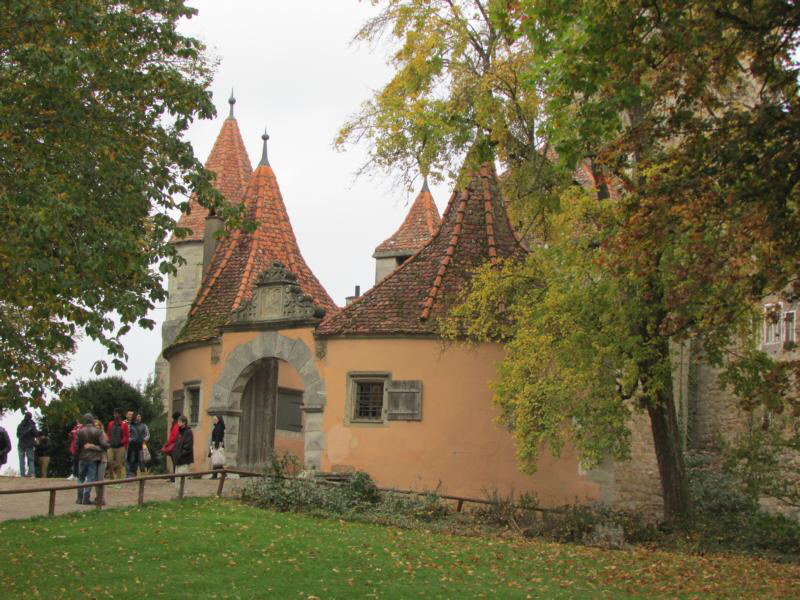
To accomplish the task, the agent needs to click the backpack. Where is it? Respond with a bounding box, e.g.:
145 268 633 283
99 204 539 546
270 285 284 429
109 421 123 447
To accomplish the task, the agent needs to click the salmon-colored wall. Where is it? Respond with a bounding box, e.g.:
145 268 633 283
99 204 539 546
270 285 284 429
167 328 315 472
318 337 601 506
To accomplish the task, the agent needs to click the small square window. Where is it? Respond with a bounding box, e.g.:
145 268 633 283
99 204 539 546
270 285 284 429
355 381 385 420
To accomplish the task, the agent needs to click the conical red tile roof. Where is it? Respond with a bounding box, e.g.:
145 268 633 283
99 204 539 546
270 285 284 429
173 153 336 346
373 181 441 257
318 163 525 336
172 115 252 242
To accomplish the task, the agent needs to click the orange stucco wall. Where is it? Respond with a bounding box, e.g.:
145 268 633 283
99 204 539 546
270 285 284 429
167 327 314 471
318 337 601 506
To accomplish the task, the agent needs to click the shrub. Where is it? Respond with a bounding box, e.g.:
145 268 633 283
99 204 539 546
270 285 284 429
240 470 451 527
686 452 759 515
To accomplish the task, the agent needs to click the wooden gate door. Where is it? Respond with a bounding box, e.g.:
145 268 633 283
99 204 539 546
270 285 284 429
238 358 278 470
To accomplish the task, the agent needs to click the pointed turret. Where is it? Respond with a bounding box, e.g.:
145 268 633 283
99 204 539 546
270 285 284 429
172 97 253 243
373 179 441 282
317 162 525 336
172 132 336 346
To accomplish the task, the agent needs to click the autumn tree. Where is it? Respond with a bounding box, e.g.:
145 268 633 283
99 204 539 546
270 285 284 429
343 0 800 519
0 1 242 409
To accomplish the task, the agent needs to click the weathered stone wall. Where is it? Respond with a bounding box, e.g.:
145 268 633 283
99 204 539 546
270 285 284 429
594 341 692 517
154 241 205 409
688 359 750 451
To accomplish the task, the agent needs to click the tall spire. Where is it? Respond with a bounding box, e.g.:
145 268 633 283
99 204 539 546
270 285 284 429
259 128 270 167
319 162 526 336
373 179 441 259
171 106 253 243
228 89 236 119
172 138 337 347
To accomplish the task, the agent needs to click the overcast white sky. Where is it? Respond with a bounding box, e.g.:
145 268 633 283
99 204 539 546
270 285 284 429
2 1 456 460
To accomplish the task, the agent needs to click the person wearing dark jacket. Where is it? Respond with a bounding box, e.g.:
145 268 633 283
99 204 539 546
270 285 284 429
35 434 50 478
16 412 38 477
0 426 11 467
209 415 225 479
171 416 193 490
74 413 108 505
126 417 148 478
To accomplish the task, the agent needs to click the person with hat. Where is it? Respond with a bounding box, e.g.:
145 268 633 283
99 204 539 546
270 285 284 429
74 413 108 505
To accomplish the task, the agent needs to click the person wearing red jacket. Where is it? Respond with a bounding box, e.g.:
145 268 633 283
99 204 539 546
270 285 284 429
105 409 129 480
162 411 181 480
66 421 82 480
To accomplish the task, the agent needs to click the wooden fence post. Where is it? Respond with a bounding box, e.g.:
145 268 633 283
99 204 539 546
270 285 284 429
48 490 56 517
138 479 146 506
178 475 186 500
216 471 227 497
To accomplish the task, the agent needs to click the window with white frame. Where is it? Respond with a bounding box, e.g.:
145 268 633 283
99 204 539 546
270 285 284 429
765 304 782 344
785 311 796 343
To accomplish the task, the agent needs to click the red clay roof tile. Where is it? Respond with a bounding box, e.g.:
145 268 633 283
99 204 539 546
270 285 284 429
318 163 525 337
373 181 441 257
172 116 252 243
173 162 336 346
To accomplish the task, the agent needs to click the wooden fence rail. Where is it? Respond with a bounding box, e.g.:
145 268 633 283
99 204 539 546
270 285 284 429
0 468 261 516
0 468 561 517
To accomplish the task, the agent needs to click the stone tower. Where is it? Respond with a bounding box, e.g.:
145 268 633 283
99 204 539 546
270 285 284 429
372 180 441 283
154 94 253 404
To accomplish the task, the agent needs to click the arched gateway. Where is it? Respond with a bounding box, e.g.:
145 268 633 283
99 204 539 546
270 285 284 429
208 331 326 470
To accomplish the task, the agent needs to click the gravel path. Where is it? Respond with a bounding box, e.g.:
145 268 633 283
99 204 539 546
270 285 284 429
0 475 248 521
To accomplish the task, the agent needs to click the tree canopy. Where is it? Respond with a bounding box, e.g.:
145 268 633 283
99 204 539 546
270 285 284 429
0 0 243 410
344 0 800 519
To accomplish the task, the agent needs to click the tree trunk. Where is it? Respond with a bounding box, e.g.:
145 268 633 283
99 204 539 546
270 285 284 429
645 358 691 521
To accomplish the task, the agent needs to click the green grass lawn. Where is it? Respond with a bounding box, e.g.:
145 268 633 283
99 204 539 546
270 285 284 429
0 498 798 599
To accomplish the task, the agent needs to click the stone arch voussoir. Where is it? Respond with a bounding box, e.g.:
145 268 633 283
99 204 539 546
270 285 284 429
209 331 325 470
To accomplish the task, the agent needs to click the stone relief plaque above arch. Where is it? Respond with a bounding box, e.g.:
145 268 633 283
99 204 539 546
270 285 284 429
208 331 326 470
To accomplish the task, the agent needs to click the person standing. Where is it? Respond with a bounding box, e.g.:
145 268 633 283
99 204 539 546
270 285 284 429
0 425 11 469
126 413 147 477
171 416 194 491
16 411 38 477
74 414 107 505
35 433 50 478
106 409 128 479
209 415 225 479
92 419 110 506
162 412 182 480
67 421 82 480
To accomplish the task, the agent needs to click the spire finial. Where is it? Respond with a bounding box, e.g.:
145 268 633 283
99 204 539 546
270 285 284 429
259 128 270 166
421 176 430 193
228 89 236 119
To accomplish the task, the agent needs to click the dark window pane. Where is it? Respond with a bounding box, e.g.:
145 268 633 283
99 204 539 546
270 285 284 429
277 388 303 432
355 381 384 419
188 388 200 425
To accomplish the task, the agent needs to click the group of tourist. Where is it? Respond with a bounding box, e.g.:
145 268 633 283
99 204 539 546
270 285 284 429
70 410 201 505
1 408 225 506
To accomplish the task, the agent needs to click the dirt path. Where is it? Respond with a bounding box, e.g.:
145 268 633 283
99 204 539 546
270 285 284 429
0 475 248 522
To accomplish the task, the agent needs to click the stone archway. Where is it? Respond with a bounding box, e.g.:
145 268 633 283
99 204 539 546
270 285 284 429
208 332 325 470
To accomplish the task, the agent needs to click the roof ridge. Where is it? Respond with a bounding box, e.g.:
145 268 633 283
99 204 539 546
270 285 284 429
481 167 498 265
420 189 468 321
